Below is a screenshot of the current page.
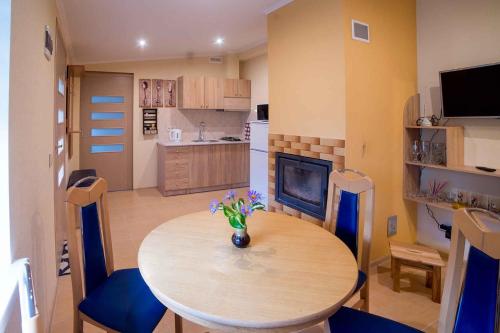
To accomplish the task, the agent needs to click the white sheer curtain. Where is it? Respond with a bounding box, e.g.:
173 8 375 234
0 0 12 330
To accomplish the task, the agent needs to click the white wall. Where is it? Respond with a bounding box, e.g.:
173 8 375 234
240 54 269 121
416 0 500 252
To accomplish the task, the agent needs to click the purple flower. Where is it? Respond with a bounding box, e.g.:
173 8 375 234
247 190 262 204
209 200 219 214
225 190 236 201
240 204 253 217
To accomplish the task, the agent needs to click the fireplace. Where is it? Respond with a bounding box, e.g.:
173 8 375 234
275 153 332 220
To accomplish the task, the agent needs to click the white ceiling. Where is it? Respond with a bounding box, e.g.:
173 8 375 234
57 0 292 64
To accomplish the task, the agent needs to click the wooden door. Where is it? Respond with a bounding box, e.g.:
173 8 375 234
224 79 239 97
237 79 251 98
205 77 224 109
53 25 67 266
80 72 133 191
178 76 204 109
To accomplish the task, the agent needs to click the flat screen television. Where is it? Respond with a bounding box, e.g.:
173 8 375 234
440 62 500 118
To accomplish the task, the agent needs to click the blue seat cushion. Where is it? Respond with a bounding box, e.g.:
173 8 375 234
328 306 423 333
79 268 166 333
355 270 367 293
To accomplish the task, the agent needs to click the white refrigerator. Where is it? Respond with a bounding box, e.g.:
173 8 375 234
250 121 269 209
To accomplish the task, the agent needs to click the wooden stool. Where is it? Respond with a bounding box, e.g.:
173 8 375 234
389 240 445 303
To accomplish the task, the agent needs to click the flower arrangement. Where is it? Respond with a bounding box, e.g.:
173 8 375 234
210 190 265 229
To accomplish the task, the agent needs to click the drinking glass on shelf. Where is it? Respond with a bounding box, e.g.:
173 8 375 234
431 142 446 165
420 140 431 164
410 140 420 162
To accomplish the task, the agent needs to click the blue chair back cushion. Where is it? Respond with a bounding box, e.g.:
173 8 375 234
81 203 108 295
328 306 422 332
335 190 359 257
453 246 499 333
79 268 166 333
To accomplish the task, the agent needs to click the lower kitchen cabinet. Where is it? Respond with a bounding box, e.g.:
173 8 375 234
157 143 249 196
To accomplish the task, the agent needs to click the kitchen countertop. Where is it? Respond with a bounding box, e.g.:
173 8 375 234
158 139 250 147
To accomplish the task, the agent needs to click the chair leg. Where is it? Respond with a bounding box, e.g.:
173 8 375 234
425 271 433 288
392 259 401 292
391 257 395 278
359 282 369 312
73 312 83 333
431 266 441 303
175 313 183 333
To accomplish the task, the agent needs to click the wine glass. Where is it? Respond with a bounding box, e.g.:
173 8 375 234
410 140 420 162
420 140 431 164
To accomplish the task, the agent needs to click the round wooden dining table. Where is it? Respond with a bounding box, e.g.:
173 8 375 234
138 211 358 332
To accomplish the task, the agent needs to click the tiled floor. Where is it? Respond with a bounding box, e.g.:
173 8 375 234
50 188 441 332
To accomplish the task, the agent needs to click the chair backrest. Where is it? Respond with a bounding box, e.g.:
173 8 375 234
325 169 375 275
439 208 500 333
65 177 114 309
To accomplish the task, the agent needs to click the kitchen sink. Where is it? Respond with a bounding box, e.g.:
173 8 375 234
192 139 219 143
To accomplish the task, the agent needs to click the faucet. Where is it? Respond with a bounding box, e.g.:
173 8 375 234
198 121 206 141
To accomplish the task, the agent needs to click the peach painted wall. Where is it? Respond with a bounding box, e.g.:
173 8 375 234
9 0 58 330
344 0 418 260
267 0 346 139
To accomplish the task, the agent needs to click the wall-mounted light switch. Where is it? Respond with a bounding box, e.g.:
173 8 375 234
387 215 397 237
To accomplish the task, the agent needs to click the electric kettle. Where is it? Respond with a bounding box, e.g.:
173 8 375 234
169 128 182 142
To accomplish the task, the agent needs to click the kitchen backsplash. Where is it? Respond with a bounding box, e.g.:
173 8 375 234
158 108 255 142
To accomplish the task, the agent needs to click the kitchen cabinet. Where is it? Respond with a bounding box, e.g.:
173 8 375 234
177 76 224 110
157 143 250 196
224 79 251 98
204 77 224 109
223 79 251 111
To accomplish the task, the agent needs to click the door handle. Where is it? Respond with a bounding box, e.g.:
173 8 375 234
67 129 81 134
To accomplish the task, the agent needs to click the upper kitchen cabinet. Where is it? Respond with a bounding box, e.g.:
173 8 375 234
177 76 223 110
223 79 251 111
178 76 205 109
204 77 224 109
224 79 251 98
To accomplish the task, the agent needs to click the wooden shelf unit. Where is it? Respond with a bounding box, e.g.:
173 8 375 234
402 94 500 211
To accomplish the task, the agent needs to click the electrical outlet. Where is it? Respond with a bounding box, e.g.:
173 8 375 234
387 215 397 237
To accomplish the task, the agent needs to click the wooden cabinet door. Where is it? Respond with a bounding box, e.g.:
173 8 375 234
190 145 211 188
224 79 238 97
237 79 251 98
178 76 205 109
205 77 224 109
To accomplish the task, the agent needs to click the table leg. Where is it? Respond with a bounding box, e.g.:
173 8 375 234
432 266 441 303
393 259 400 292
175 313 183 333
425 271 433 288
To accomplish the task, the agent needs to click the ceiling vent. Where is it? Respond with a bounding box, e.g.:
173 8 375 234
209 56 223 64
352 20 370 43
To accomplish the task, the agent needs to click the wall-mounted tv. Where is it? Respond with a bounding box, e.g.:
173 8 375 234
440 62 500 118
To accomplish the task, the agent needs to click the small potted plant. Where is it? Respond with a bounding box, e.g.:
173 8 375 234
210 190 265 248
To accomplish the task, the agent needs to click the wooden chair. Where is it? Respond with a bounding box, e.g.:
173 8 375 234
326 208 500 333
439 208 500 333
66 177 167 333
324 169 374 311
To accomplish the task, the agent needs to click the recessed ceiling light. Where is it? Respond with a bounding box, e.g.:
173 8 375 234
214 37 224 46
137 39 147 48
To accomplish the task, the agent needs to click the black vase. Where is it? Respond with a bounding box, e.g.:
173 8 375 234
231 227 251 248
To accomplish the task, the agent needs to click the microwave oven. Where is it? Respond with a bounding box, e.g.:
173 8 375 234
257 104 269 121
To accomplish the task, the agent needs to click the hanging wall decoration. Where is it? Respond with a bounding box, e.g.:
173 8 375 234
139 79 152 107
164 80 176 107
152 79 164 107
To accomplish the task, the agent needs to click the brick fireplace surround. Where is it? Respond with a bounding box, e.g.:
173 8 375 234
268 134 346 225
